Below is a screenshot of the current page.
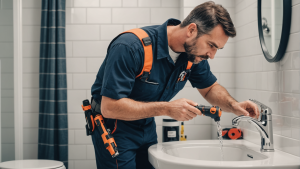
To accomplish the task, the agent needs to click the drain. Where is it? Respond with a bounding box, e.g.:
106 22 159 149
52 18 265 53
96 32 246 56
247 154 253 159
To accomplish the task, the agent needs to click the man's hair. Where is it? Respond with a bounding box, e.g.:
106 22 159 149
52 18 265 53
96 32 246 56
180 1 236 38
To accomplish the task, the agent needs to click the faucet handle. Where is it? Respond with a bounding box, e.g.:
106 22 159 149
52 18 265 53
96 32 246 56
249 99 272 115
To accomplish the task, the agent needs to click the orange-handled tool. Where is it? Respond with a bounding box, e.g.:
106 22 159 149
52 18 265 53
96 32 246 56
82 99 119 158
94 114 119 158
195 105 222 121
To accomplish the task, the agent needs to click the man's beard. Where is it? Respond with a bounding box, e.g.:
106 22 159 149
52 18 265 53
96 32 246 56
184 39 209 64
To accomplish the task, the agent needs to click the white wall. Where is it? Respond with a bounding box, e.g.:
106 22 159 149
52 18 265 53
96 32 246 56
0 0 15 162
235 0 300 157
21 0 41 161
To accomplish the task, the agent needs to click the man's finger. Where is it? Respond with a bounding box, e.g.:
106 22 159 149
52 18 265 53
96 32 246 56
185 99 198 107
239 107 249 116
184 115 192 121
184 99 202 115
250 102 259 119
187 110 197 118
187 105 202 115
256 106 260 119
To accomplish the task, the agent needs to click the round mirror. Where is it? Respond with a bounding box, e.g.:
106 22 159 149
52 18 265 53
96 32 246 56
258 0 291 62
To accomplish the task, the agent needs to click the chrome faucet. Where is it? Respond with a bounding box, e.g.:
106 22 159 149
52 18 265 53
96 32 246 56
232 99 274 152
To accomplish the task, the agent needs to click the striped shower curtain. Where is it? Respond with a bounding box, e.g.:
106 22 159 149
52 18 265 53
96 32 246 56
38 0 68 168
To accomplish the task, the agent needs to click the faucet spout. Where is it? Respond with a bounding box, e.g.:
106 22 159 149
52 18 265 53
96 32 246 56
232 99 274 152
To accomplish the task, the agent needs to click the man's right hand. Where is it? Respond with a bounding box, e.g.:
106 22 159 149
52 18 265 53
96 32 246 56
167 98 202 121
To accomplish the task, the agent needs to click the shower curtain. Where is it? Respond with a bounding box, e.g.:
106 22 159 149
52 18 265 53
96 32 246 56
38 0 68 168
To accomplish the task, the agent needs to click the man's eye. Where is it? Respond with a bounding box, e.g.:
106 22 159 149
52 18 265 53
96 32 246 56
209 44 213 48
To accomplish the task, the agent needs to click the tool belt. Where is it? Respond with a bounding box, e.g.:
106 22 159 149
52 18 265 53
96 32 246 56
85 97 103 136
82 98 119 158
91 97 101 115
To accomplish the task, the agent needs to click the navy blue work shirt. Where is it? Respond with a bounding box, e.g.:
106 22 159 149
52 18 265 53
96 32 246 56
91 18 217 124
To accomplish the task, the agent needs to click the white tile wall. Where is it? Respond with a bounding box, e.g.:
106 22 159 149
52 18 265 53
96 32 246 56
23 9 41 25
0 10 13 25
66 25 100 40
23 144 38 159
2 144 15 162
66 8 87 24
100 0 122 7
138 0 161 7
0 1 15 162
112 8 150 24
235 0 300 158
69 145 87 159
87 58 105 72
162 0 180 7
74 160 97 169
151 8 180 23
100 25 123 40
23 26 40 41
23 42 40 57
73 0 99 7
123 0 138 7
22 0 41 8
86 8 111 24
73 41 110 57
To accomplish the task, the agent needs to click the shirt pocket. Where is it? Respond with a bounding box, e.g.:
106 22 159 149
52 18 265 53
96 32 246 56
129 79 160 101
174 70 190 91
174 80 187 92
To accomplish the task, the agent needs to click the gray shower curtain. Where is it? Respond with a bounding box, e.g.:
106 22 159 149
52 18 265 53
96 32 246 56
38 0 68 168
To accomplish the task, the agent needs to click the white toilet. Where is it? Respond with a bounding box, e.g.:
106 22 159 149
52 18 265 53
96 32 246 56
0 160 65 169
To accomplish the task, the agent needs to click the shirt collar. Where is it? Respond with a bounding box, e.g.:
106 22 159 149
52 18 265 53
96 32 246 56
155 18 181 60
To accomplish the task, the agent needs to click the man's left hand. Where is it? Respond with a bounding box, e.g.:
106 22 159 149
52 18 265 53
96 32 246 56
232 100 260 119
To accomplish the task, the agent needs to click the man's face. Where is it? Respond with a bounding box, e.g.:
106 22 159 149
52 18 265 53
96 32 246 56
184 24 229 64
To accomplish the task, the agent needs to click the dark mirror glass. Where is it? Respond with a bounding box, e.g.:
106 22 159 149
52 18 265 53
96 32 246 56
258 0 291 62
261 0 282 56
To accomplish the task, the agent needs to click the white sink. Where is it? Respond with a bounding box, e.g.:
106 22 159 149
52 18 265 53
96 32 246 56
148 140 300 169
164 144 268 161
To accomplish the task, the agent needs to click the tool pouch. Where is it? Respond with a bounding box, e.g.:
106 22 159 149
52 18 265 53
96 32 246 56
82 98 96 136
85 109 95 136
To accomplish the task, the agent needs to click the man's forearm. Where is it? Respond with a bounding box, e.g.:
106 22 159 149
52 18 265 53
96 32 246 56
101 96 170 121
201 84 238 112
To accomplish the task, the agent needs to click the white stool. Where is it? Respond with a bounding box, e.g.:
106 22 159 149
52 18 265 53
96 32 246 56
0 160 65 169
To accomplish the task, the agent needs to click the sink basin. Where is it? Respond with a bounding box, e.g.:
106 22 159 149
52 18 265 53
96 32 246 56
164 144 268 161
148 140 300 169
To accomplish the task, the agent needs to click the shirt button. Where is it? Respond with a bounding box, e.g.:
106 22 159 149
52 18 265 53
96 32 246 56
166 86 169 89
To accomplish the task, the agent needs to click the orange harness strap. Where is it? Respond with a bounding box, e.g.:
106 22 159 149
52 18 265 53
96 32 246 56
186 61 193 70
120 28 153 79
120 28 193 79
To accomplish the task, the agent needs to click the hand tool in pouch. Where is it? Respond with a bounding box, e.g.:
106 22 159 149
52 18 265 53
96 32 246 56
82 99 119 158
195 105 222 121
82 100 95 135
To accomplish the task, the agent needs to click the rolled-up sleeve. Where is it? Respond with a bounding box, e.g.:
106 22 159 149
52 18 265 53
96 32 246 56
100 44 140 100
188 60 217 89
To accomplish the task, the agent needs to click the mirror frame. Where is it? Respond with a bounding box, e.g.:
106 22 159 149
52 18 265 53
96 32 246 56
258 0 292 62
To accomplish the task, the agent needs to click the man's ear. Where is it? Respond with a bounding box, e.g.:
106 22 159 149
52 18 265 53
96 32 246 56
187 23 197 38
